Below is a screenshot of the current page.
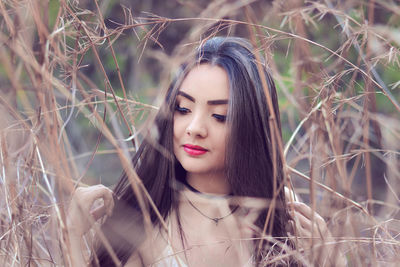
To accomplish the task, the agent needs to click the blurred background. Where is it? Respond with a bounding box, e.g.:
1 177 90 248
0 0 399 265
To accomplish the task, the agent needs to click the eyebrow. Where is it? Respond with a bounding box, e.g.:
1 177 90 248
177 91 195 102
177 91 228 105
207 99 228 105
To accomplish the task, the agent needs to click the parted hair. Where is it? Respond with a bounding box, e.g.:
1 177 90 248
93 37 293 266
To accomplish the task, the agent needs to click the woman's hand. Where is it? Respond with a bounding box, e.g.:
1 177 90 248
287 201 332 248
285 188 346 266
67 184 115 237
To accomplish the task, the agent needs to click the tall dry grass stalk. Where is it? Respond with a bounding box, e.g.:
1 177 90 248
0 0 399 266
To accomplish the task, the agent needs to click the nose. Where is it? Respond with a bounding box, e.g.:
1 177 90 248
186 114 207 138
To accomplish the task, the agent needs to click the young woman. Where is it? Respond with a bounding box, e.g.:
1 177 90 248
67 37 343 266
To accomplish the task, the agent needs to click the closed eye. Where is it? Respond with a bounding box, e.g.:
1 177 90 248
212 114 227 122
175 105 190 114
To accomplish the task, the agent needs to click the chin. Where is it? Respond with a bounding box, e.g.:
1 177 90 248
180 163 209 174
179 161 222 175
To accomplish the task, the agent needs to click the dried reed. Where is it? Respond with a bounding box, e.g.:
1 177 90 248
0 0 399 266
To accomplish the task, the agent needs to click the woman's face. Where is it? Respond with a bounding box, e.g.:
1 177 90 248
173 64 229 176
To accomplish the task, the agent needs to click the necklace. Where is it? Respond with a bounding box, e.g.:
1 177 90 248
183 192 239 226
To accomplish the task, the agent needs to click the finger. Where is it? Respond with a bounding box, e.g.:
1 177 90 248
289 219 312 246
291 210 319 238
292 210 312 230
89 185 112 199
293 211 329 240
72 186 114 217
85 185 113 207
91 204 108 221
291 218 320 242
285 186 297 202
286 219 296 234
102 189 114 216
88 186 114 217
288 202 325 225
287 202 312 218
296 223 312 238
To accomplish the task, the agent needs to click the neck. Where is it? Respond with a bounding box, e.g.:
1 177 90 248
179 185 235 226
186 171 230 195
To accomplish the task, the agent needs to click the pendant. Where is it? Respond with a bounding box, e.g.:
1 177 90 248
213 218 220 225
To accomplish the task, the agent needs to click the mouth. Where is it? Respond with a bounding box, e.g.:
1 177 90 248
183 144 208 156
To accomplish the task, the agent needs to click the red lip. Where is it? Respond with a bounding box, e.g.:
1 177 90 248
183 144 208 156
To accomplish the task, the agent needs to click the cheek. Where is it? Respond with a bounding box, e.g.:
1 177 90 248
173 119 179 157
173 118 181 139
215 127 229 152
173 117 186 146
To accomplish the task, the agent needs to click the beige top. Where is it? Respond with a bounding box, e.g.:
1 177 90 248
148 187 266 267
127 187 269 266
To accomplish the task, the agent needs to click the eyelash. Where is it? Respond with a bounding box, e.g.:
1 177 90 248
175 105 226 123
175 105 190 114
212 114 227 122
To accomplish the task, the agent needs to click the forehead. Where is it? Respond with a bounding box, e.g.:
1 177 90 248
178 64 229 100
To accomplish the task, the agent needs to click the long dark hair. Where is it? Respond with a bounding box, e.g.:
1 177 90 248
93 37 292 266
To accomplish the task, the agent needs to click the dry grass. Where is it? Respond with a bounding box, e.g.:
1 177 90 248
0 0 399 266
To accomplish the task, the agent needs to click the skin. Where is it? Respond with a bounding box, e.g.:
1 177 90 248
67 64 346 266
173 64 230 195
285 189 346 266
67 185 114 266
168 64 253 266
